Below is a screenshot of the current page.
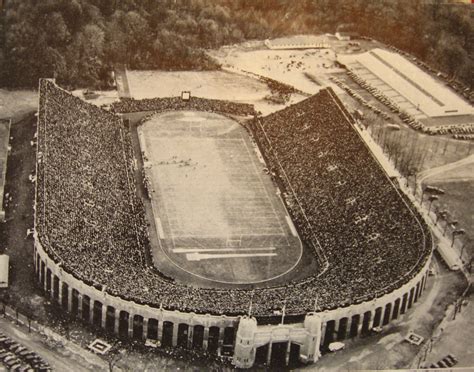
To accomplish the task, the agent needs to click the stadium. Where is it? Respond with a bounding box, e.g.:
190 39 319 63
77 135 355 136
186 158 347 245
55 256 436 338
33 78 432 368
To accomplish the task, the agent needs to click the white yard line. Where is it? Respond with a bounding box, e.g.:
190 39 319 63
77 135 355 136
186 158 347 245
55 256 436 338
186 252 277 261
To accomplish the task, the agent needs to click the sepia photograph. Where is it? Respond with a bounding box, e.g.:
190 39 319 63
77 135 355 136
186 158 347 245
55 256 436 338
0 0 472 370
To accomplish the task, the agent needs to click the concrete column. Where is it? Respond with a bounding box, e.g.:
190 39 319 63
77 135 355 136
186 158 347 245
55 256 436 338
172 324 178 347
266 342 273 365
143 318 149 340
114 309 120 335
57 282 63 305
333 319 340 340
43 269 48 293
217 327 225 356
101 306 107 329
77 294 83 318
128 314 135 338
89 301 95 325
187 325 194 349
319 322 327 346
203 327 210 350
357 315 363 336
285 341 291 366
157 321 163 343
367 310 375 330
67 287 73 313
50 277 55 300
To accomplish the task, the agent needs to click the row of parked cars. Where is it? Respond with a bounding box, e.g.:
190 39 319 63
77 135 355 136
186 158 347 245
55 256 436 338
0 332 51 371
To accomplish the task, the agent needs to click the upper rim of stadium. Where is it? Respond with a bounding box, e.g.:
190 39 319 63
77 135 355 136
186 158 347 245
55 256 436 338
34 79 432 317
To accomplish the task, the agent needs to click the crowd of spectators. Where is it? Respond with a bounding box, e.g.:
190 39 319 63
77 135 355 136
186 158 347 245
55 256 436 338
110 96 256 117
36 80 431 318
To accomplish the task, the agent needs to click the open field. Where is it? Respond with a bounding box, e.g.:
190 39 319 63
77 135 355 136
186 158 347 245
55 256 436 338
339 49 473 119
139 111 303 284
210 47 341 95
0 89 37 121
127 70 270 102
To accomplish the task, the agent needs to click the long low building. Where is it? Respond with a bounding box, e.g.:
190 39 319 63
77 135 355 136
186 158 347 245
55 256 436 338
33 79 432 368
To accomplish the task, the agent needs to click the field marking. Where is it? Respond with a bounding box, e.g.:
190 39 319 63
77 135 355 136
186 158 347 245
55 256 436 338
173 247 276 253
285 216 298 237
241 138 286 237
186 252 277 261
141 111 304 284
155 217 165 239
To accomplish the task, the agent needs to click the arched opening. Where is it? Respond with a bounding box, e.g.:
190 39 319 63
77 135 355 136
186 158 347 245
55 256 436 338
53 276 60 302
71 289 79 317
162 321 174 347
177 323 189 348
271 342 287 366
61 283 69 309
408 288 415 309
289 343 301 367
82 295 91 322
323 320 336 348
373 307 383 328
414 282 421 302
337 318 348 341
133 315 144 340
361 311 371 336
93 301 103 328
255 343 269 366
147 319 158 340
106 306 115 333
192 324 204 349
119 311 129 339
222 327 235 355
382 303 392 326
40 261 45 288
349 314 360 338
401 293 408 314
208 326 220 354
46 269 52 295
393 298 401 320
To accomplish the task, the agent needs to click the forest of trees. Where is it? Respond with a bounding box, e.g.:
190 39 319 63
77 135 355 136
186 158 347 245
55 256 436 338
0 0 472 89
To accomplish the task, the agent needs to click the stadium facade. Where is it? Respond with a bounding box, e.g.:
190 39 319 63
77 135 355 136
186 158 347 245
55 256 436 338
34 79 432 368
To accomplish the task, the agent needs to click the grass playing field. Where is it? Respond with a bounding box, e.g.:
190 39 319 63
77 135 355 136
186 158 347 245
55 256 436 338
139 111 303 284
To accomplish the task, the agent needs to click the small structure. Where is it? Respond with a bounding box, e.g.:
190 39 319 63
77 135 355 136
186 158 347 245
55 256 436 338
405 332 424 346
88 339 112 355
181 91 191 101
335 32 359 41
0 254 9 288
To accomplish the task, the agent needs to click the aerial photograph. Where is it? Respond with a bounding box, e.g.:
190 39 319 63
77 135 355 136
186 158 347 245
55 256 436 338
0 0 473 370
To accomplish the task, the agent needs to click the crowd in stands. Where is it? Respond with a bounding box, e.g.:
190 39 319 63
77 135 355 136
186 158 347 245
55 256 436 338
344 69 474 136
36 80 431 318
110 96 256 117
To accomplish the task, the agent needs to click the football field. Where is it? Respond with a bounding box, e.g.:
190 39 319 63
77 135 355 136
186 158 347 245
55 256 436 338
139 111 302 284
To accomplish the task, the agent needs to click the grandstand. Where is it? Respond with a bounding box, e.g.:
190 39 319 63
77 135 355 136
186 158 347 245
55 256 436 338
34 79 432 368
